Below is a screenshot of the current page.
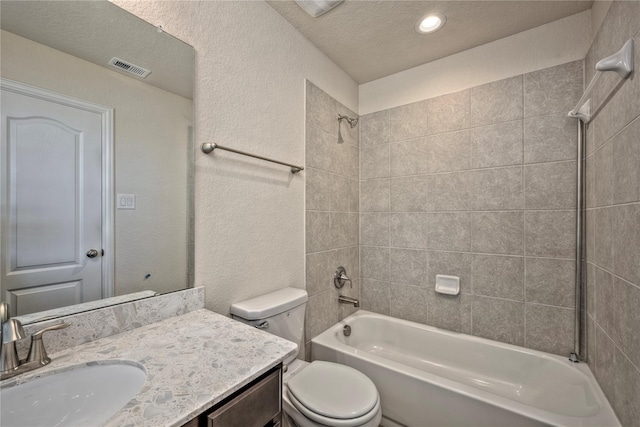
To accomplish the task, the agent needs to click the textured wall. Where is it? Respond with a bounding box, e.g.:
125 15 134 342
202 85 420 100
304 81 359 359
359 60 582 356
114 1 358 316
1 29 191 296
584 2 640 426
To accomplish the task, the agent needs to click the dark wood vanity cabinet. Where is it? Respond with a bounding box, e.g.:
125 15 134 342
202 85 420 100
181 365 282 427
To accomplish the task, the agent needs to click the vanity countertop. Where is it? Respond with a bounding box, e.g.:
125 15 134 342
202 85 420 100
3 308 298 427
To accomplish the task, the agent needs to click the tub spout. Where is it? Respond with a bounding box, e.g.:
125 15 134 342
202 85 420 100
339 295 359 308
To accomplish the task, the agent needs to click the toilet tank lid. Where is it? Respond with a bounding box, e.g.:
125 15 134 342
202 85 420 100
230 287 308 320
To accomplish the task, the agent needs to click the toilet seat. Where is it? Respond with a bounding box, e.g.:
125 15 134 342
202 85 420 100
286 361 380 427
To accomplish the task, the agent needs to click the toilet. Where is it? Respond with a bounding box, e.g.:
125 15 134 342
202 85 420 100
230 288 382 427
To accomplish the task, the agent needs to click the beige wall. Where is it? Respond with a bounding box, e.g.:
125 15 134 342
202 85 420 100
114 1 359 316
1 29 192 296
584 2 640 426
359 10 592 115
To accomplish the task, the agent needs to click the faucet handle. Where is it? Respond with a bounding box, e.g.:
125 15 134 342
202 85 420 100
334 266 352 289
27 322 70 365
2 319 25 344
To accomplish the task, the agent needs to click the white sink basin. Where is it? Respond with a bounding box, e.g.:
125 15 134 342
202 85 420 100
1 361 147 427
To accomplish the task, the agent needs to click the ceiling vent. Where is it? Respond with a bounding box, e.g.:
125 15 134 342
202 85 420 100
107 57 151 78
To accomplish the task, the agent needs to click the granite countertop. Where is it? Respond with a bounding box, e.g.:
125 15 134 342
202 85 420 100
2 309 298 427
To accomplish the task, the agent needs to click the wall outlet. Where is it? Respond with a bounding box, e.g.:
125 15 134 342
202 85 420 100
117 194 135 210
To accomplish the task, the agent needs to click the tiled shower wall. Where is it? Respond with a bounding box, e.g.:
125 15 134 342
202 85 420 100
584 2 640 426
304 81 359 359
359 60 582 355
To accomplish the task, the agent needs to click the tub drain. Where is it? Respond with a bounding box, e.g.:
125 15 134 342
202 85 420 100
343 325 351 336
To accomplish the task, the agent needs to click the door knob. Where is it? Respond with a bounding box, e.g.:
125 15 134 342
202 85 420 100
86 249 99 258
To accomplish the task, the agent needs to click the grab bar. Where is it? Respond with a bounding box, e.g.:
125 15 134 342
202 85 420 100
201 142 304 174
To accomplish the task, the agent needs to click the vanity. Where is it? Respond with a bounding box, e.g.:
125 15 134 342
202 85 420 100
1 289 297 427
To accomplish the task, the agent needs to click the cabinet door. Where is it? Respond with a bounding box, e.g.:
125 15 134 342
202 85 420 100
208 369 281 427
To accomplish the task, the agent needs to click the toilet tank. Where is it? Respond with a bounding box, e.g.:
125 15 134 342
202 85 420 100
230 288 308 360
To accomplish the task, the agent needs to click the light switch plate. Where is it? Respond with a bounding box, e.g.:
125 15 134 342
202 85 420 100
117 194 135 210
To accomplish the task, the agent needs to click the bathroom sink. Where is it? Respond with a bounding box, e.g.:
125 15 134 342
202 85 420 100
1 361 147 427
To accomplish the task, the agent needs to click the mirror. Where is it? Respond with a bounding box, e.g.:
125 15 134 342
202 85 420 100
0 1 194 322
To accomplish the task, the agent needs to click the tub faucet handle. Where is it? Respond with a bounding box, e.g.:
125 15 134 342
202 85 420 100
334 266 352 289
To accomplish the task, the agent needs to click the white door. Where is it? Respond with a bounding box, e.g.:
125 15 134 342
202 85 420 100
1 82 108 316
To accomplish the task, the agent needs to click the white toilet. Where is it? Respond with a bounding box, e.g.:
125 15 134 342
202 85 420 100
230 288 382 427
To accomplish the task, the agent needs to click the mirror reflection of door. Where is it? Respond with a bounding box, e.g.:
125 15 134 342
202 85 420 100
1 81 113 316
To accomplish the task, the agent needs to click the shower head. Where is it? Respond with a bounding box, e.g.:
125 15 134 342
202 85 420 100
338 114 358 128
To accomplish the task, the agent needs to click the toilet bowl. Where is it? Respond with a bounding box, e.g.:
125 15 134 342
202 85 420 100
282 360 382 427
230 288 382 427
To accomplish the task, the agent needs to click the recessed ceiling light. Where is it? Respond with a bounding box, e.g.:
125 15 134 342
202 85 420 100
415 13 446 34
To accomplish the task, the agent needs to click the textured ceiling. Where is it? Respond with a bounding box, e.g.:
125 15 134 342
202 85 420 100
268 0 593 83
1 1 194 99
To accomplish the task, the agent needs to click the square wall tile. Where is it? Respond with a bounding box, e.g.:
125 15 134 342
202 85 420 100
361 279 390 315
427 292 472 334
391 176 427 212
306 211 332 253
472 296 525 345
427 130 470 173
360 179 390 212
524 113 577 163
524 60 583 118
361 144 390 179
427 212 471 252
306 81 338 136
612 116 640 204
390 248 427 286
306 250 332 296
360 213 389 246
360 110 389 147
471 76 523 127
612 346 640 427
472 254 524 301
613 203 640 286
471 211 524 255
525 210 575 258
306 167 349 212
361 246 389 281
471 121 523 168
427 251 472 294
426 172 472 211
613 277 640 369
470 167 523 210
594 324 617 405
390 100 429 142
594 207 614 271
525 257 575 308
428 89 470 135
306 290 338 340
595 267 616 339
524 161 576 210
390 138 429 176
390 284 428 324
390 213 427 249
330 212 358 248
594 142 613 207
525 304 574 355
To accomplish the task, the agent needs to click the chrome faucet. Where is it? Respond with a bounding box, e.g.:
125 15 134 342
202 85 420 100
338 295 360 308
0 302 70 380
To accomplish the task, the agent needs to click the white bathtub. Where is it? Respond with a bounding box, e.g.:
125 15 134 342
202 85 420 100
311 311 620 427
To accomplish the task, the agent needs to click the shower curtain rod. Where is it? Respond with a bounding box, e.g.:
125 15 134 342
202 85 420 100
567 38 634 364
568 39 634 123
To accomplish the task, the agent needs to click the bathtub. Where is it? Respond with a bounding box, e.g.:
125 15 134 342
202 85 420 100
311 311 620 427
